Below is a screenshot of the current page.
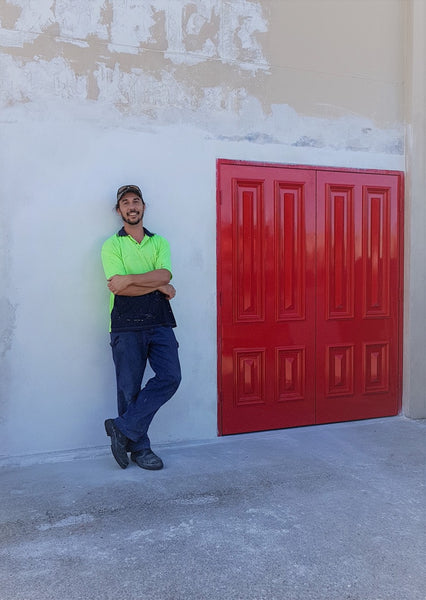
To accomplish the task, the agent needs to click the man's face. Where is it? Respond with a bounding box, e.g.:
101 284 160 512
117 192 145 225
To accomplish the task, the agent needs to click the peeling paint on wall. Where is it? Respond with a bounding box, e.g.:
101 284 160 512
1 1 268 72
0 0 276 134
0 0 405 155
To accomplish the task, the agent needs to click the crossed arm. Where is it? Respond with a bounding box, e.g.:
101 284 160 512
107 269 176 299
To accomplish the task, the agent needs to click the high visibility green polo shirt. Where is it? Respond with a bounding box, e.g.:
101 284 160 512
101 227 176 332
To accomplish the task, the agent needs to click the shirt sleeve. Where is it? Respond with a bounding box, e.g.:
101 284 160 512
153 236 173 275
101 236 127 279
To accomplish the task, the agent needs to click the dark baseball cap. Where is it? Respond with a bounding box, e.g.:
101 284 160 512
116 185 143 202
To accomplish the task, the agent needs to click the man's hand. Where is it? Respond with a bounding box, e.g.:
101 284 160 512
158 283 176 299
107 275 131 294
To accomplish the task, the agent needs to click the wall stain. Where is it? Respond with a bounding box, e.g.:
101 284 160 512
146 7 167 51
182 4 220 54
0 298 16 359
292 136 324 148
1 1 22 29
0 297 16 417
100 0 113 34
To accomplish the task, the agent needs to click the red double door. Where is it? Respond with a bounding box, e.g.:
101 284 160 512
217 161 403 435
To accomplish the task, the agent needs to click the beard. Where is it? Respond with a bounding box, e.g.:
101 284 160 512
121 211 143 225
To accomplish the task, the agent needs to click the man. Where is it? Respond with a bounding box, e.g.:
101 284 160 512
101 184 181 470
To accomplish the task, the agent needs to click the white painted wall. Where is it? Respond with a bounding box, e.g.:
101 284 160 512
0 0 407 459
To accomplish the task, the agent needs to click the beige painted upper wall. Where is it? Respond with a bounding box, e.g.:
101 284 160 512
264 0 404 79
262 0 405 124
0 0 405 128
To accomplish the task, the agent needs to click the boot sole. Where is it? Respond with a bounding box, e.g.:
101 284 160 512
104 420 129 469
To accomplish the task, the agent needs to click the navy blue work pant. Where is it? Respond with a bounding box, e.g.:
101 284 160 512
111 327 181 453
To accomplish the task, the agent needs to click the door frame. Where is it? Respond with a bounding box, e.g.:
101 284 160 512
216 159 404 435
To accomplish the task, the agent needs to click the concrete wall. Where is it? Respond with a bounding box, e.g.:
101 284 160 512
0 0 408 459
404 0 426 419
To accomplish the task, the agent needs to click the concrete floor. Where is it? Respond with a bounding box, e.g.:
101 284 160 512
0 416 425 600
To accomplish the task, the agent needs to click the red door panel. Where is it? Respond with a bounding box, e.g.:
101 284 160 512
218 163 316 434
217 161 403 435
315 171 401 423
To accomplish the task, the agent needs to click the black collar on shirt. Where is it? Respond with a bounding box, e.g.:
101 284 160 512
117 227 155 237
